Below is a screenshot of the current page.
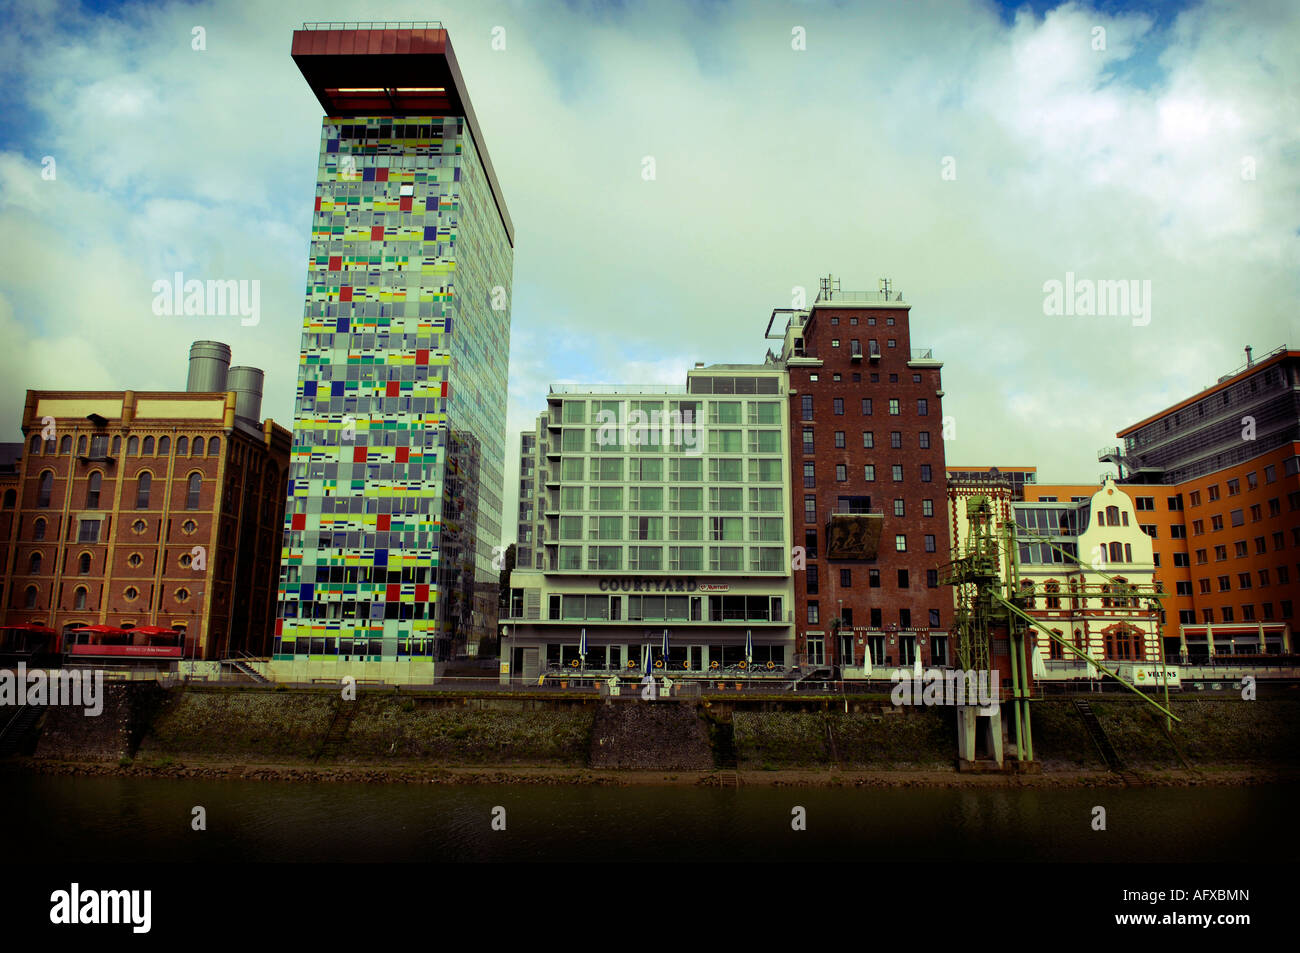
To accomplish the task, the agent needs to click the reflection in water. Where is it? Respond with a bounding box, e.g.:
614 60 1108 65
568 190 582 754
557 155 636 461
5 775 1294 863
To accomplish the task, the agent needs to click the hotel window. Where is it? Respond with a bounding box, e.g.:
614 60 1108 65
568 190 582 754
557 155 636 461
840 569 852 587
895 534 907 552
1273 532 1284 550
1234 540 1248 557
709 516 743 541
805 530 818 560
594 457 624 482
588 546 623 571
1198 578 1211 594
892 465 903 482
1195 548 1207 564
708 487 742 512
888 339 897 349
562 400 586 424
890 431 902 449
862 431 874 448
560 516 584 540
630 458 663 482
1254 536 1266 554
709 546 743 572
1189 490 1201 506
1217 575 1231 591
1191 519 1204 535
669 487 702 511
1247 471 1258 490
1269 498 1281 516
561 429 585 452
1227 479 1240 496
669 516 703 541
594 487 623 511
78 520 100 543
802 428 815 454
135 472 152 509
834 431 845 449
749 517 783 542
669 457 703 481
889 399 900 415
629 546 663 571
631 487 664 511
1249 504 1262 521
922 499 934 517
748 401 780 425
1211 515 1224 531
864 465 875 481
1238 572 1252 590
898 569 909 588
836 464 847 482
1221 607 1234 622
708 458 743 482
801 396 814 420
37 470 53 508
668 546 704 571
807 565 819 594
709 401 743 425
562 487 584 509
869 569 881 588
1214 545 1227 561
927 569 938 588
917 399 928 416
925 535 936 553
805 496 816 523
750 487 782 511
861 399 872 415
1230 509 1244 527
833 399 844 415
918 432 930 449
808 601 819 624
832 339 840 348
921 465 932 483
1208 484 1219 501
803 463 816 488
186 474 202 510
708 430 743 453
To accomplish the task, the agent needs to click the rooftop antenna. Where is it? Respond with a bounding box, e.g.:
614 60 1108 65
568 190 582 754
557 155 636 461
819 274 839 301
879 277 892 299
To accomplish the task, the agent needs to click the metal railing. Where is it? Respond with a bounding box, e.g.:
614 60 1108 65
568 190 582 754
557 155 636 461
909 348 937 361
301 20 443 30
548 384 689 395
814 290 903 304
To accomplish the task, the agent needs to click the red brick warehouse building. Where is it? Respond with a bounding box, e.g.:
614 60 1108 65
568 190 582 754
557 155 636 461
1 342 290 660
769 276 952 672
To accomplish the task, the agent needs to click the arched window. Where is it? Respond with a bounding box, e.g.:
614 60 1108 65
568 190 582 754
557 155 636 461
1105 505 1119 526
136 472 152 509
29 552 41 573
60 435 72 454
1048 629 1064 660
33 517 45 540
177 436 189 455
142 436 155 455
78 552 91 574
127 436 139 455
186 473 202 510
1109 541 1123 564
74 586 88 610
111 435 121 455
2 488 14 509
29 435 40 454
86 471 102 508
1044 580 1061 609
24 585 38 609
207 436 220 456
193 437 205 456
159 436 171 455
77 435 87 455
36 471 53 508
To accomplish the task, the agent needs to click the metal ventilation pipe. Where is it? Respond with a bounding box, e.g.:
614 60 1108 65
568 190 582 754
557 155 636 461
187 341 231 393
227 366 265 425
1245 345 1253 366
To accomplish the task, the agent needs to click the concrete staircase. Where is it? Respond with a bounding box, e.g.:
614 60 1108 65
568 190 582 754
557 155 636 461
589 700 714 771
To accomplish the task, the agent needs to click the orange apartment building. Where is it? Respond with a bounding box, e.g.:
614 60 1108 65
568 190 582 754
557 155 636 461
0 342 290 660
965 345 1300 661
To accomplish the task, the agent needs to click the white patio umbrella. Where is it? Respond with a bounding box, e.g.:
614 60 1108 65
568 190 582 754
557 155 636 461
1030 643 1047 679
862 639 873 678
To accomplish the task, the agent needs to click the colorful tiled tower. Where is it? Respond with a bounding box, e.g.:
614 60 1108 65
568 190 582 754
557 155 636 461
274 22 514 678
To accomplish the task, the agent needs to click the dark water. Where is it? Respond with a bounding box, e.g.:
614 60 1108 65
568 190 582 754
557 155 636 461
5 774 1293 862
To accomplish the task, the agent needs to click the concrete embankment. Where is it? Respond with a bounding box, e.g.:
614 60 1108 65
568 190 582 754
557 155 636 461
10 684 1299 784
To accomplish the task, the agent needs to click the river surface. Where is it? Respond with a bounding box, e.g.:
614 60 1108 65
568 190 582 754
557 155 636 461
6 775 1293 862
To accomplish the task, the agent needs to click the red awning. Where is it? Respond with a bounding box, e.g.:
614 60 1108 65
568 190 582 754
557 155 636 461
68 625 129 635
3 623 57 634
128 626 181 637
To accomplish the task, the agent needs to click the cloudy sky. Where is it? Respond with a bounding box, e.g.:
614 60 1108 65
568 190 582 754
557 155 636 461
1 0 1295 533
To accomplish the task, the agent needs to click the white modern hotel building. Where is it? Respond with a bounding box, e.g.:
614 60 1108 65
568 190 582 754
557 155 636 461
502 364 796 683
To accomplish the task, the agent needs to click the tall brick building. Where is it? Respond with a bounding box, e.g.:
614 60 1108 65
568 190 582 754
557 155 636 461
770 277 952 672
1 342 290 660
